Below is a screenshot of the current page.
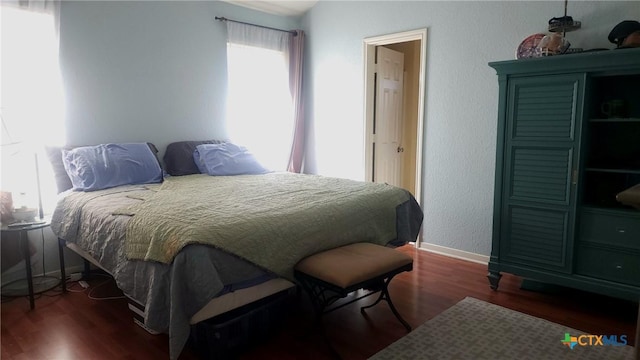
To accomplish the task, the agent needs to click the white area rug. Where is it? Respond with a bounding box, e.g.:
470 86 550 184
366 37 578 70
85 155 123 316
370 297 635 360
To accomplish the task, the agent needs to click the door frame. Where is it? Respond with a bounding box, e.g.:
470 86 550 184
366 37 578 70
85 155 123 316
363 28 427 207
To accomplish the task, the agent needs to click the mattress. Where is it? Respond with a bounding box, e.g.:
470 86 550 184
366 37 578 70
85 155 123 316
189 278 295 324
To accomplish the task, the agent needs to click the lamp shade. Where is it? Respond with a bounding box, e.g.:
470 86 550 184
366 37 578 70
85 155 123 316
1 116 43 220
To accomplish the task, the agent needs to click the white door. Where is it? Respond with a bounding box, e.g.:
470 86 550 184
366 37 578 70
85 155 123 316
373 46 404 187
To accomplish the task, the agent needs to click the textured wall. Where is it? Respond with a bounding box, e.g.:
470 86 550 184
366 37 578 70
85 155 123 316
59 1 299 161
301 1 640 256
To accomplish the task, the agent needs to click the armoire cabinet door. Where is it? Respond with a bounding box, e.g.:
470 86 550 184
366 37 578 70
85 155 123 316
500 74 585 273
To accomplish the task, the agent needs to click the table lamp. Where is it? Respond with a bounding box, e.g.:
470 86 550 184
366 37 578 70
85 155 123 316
1 116 44 223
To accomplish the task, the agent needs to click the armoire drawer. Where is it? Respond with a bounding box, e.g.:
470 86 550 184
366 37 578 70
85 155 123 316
579 210 640 250
575 245 640 286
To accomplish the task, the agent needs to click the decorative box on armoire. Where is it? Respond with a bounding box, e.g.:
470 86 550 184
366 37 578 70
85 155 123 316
487 48 640 302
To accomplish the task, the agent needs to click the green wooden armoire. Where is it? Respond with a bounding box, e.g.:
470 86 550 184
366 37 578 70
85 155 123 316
488 48 640 301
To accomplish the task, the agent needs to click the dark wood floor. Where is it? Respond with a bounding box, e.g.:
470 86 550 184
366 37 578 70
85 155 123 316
2 246 637 359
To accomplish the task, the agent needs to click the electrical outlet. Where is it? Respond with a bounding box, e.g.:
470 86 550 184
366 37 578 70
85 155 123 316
68 273 82 282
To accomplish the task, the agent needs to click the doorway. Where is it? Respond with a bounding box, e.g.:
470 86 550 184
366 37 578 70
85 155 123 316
363 29 427 205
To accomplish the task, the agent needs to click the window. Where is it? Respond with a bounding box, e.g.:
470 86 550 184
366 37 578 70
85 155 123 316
225 23 293 172
1 4 64 213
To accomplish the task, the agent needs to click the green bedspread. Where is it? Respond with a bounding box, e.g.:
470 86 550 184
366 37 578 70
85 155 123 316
120 173 409 280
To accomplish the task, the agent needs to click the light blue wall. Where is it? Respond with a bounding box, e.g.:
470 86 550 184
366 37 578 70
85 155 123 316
300 1 640 256
59 0 299 161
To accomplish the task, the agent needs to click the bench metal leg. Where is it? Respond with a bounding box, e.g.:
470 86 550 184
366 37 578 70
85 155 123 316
296 268 412 359
360 274 411 332
296 276 344 358
297 275 343 317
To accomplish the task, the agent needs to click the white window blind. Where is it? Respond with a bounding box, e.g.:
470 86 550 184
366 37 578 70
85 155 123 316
1 4 65 213
225 22 293 172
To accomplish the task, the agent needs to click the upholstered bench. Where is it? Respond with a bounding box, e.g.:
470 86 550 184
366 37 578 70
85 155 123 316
294 242 413 332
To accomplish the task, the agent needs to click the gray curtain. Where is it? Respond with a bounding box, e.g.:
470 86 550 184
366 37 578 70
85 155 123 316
287 30 305 173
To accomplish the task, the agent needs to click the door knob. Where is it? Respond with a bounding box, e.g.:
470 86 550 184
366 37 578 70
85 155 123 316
397 146 404 153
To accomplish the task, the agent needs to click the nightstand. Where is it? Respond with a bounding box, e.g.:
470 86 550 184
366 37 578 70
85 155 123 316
1 218 60 309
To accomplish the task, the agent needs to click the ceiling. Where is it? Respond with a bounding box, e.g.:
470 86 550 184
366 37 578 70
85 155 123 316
221 0 318 17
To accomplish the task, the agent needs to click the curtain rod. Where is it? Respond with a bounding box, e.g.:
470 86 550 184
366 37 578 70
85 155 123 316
215 16 297 36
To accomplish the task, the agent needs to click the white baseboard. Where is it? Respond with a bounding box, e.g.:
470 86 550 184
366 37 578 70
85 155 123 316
419 242 489 265
46 265 86 279
1 265 85 286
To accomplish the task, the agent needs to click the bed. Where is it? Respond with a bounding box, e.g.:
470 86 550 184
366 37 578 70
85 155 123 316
47 140 424 359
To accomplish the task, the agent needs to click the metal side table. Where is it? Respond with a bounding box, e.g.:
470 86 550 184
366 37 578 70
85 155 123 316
1 218 60 309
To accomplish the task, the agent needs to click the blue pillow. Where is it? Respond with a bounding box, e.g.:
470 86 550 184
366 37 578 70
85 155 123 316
62 143 163 191
193 143 269 176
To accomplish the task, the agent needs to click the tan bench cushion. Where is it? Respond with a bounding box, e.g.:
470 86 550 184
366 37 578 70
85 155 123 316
295 243 413 289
